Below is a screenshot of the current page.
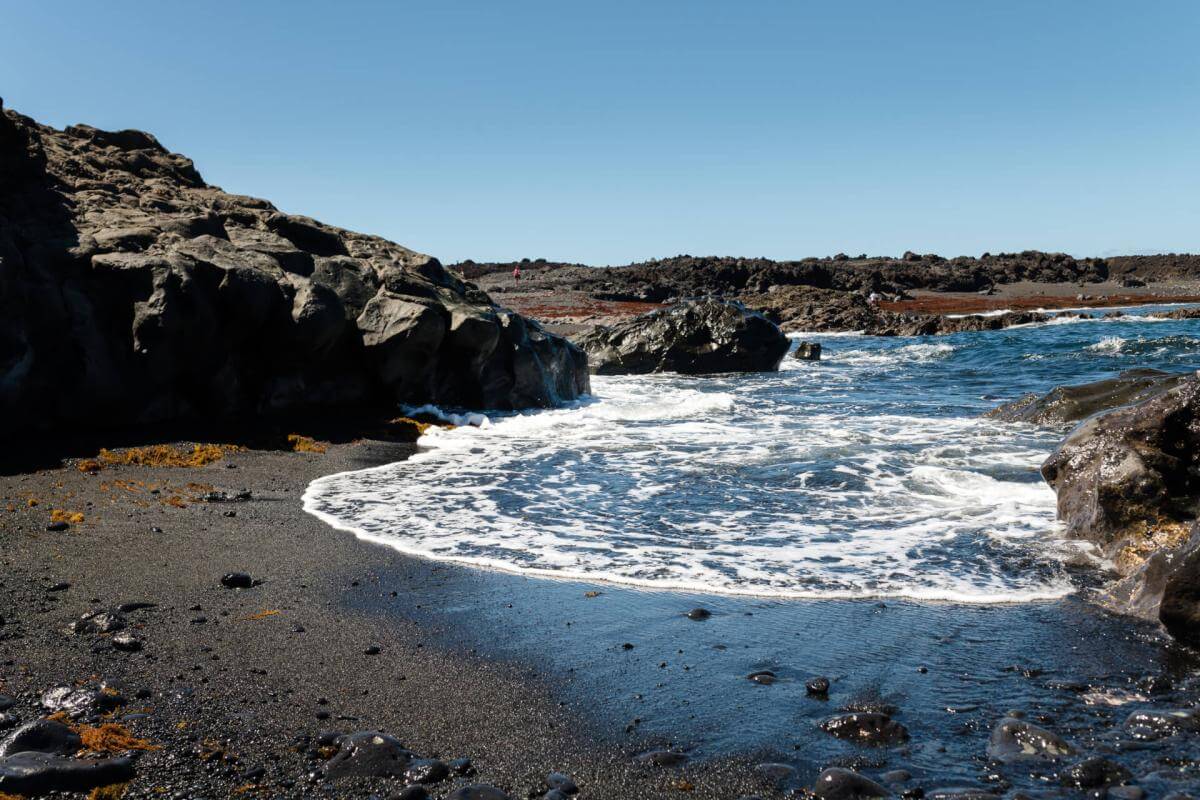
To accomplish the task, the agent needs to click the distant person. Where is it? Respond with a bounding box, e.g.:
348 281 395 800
512 265 522 282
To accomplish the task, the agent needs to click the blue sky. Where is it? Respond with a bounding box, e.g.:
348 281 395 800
4 1 1198 264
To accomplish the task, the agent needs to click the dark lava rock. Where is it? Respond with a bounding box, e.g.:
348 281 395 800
685 607 712 620
754 762 797 784
1041 375 1200 549
811 767 889 800
364 644 382 655
111 632 143 652
577 299 789 375
404 757 449 784
881 770 911 784
988 368 1187 427
392 786 431 800
634 749 688 766
0 716 17 731
1061 756 1132 788
986 717 1073 762
220 572 254 589
69 609 127 635
324 731 415 779
0 697 11 712
0 104 588 442
821 712 910 745
793 342 822 361
448 757 476 776
446 785 512 800
41 684 125 719
1123 709 1200 740
546 771 578 794
747 670 778 685
0 720 82 757
0 751 134 794
807 676 831 696
45 521 70 532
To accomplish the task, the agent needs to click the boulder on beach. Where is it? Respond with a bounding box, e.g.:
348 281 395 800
987 368 1189 426
1038 374 1200 640
576 299 789 375
0 101 589 440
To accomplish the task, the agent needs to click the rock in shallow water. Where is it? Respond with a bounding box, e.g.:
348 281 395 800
812 767 889 800
577 299 789 375
1060 756 1132 788
1123 709 1200 740
986 717 1073 762
821 712 910 745
987 368 1187 426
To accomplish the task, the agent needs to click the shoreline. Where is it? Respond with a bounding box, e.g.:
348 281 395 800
0 442 775 799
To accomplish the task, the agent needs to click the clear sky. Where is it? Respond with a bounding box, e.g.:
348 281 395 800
4 1 1198 265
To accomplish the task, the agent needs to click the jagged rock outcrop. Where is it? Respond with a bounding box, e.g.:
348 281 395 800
0 101 588 438
576 299 788 375
987 369 1190 426
1038 376 1200 638
740 285 1055 336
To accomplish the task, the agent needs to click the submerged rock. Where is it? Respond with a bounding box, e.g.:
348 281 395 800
987 368 1188 426
1123 709 1200 740
577 299 789 375
0 104 588 441
793 342 822 361
811 767 889 800
820 712 909 745
986 717 1073 762
1060 756 1132 788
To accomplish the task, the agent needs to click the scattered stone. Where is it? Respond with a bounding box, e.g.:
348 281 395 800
45 521 69 532
220 572 254 589
111 632 143 652
404 758 449 784
1123 709 1200 740
392 785 431 800
0 715 17 731
41 684 125 719
754 762 796 784
0 751 134 794
0 696 11 712
1060 756 1132 788
812 767 889 800
47 581 70 591
116 602 156 613
986 717 1073 762
546 771 578 794
0 720 82 757
793 342 822 361
448 757 476 776
686 608 711 621
324 731 415 779
882 770 911 784
635 749 688 767
821 712 910 745
807 676 831 696
364 645 382 655
747 670 777 685
69 609 127 635
446 785 512 800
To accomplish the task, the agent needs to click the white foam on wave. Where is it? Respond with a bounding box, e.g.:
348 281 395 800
1087 336 1126 353
304 360 1083 604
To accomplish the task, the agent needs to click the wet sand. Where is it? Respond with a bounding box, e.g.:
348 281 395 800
0 442 773 799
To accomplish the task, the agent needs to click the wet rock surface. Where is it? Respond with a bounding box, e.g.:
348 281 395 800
987 368 1189 426
0 751 135 794
812 767 890 799
0 103 588 441
821 712 910 746
986 717 1073 762
577 299 789 375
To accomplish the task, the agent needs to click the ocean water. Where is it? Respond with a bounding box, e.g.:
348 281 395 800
304 306 1200 605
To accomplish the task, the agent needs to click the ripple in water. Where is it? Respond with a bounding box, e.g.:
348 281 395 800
304 307 1200 603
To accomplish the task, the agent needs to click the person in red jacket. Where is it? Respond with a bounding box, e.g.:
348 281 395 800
512 265 522 282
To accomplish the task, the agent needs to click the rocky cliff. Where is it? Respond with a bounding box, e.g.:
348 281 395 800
0 102 588 439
